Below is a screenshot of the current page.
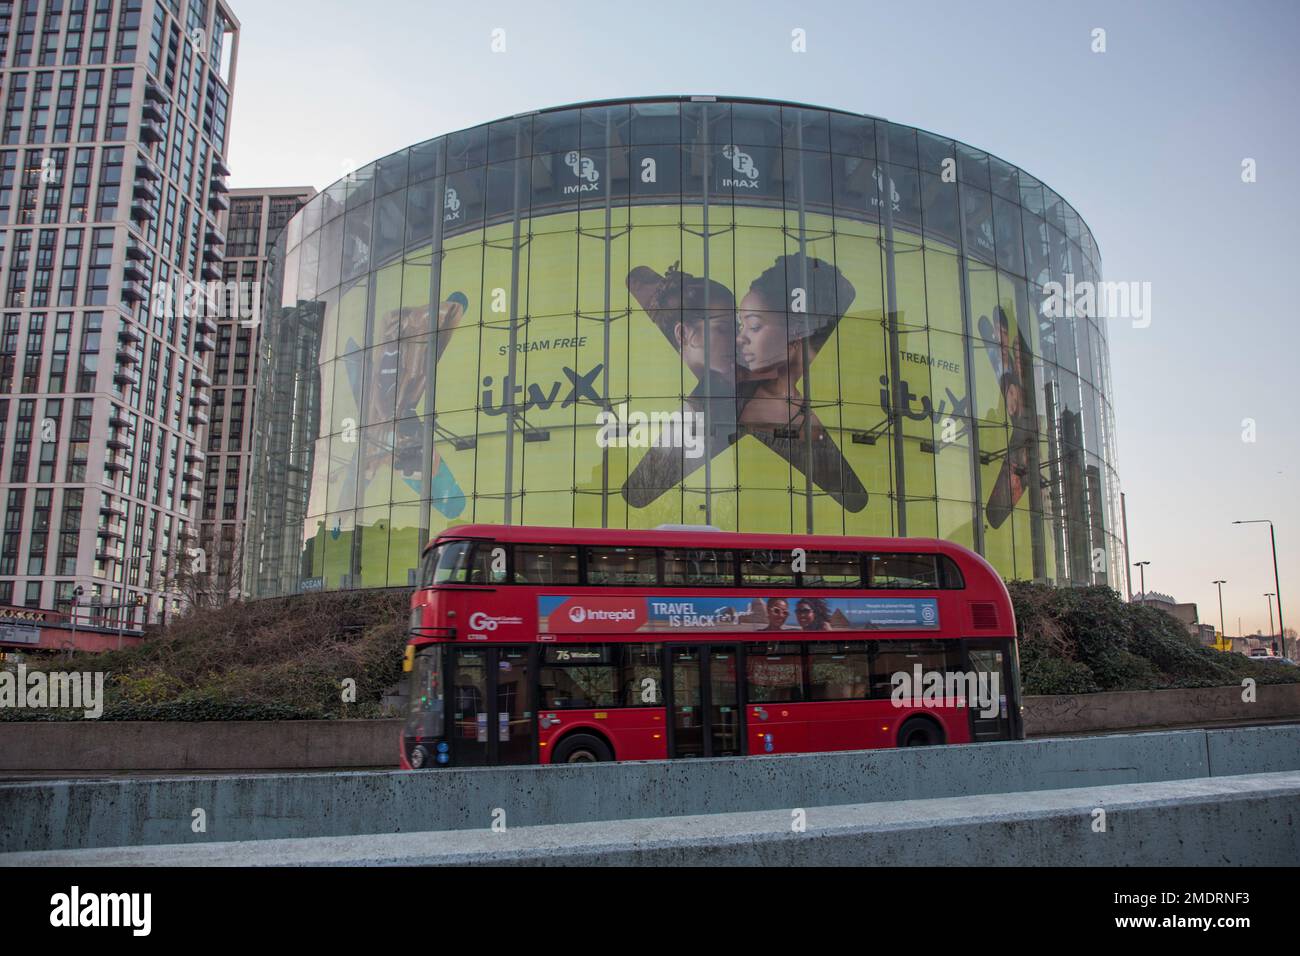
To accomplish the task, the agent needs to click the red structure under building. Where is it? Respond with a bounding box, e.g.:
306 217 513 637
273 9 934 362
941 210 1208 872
0 605 145 656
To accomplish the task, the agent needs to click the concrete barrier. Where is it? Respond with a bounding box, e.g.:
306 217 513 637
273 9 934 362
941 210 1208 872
2 682 1297 774
7 771 1298 866
0 718 401 772
3 725 1298 854
1024 681 1300 736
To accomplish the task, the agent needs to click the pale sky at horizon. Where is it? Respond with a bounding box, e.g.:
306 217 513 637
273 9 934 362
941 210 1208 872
221 0 1299 637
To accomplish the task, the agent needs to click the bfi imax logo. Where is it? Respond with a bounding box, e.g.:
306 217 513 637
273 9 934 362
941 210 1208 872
1042 273 1152 329
563 150 600 194
721 145 759 188
595 402 706 459
444 186 462 223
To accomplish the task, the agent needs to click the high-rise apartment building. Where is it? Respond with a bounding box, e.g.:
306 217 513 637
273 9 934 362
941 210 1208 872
200 184 313 600
0 0 240 627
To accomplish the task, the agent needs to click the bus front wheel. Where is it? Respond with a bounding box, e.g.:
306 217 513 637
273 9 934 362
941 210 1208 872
896 717 945 748
552 733 613 764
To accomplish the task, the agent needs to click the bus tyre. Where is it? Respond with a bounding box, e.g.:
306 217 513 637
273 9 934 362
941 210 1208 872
552 733 613 764
897 717 945 748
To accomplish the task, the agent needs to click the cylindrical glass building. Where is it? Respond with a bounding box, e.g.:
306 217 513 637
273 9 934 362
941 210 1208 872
245 96 1122 597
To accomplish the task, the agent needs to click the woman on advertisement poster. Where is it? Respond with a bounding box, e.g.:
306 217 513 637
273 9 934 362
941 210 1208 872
735 253 868 512
621 253 867 513
978 304 1040 529
351 291 470 516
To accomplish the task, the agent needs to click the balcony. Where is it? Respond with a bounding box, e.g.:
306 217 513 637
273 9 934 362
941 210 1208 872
192 365 213 388
139 119 165 144
142 100 166 124
125 241 150 261
188 408 210 427
129 199 156 223
185 449 206 464
204 224 226 247
100 523 125 540
209 175 229 194
135 152 162 181
181 487 201 503
113 366 140 387
95 546 123 563
194 334 216 353
195 314 218 335
104 455 129 473
107 412 132 430
133 178 160 202
202 245 223 262
117 322 143 345
200 261 222 280
115 346 141 365
182 468 203 485
120 280 147 303
211 155 232 177
144 77 167 104
208 191 230 212
100 500 127 518
106 434 131 451
123 260 149 283
189 389 211 407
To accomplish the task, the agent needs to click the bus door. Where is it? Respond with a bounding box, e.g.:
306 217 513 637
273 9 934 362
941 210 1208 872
450 646 535 765
964 640 1013 741
667 644 742 758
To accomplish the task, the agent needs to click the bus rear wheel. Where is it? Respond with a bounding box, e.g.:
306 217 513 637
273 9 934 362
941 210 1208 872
897 717 945 748
552 733 613 764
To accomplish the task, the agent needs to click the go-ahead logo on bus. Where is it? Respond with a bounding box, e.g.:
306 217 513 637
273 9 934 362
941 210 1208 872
467 611 524 633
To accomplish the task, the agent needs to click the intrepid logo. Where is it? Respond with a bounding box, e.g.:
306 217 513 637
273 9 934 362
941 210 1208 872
563 150 600 194
721 145 759 188
569 606 636 623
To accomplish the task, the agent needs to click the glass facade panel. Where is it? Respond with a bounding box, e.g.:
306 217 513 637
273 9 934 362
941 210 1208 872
246 99 1119 596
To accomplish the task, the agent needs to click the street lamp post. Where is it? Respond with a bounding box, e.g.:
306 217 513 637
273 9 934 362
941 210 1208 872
1233 520 1287 660
1134 561 1150 600
1265 592 1276 653
1212 580 1227 646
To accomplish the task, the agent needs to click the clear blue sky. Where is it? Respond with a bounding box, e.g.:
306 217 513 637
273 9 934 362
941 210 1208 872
224 0 1299 637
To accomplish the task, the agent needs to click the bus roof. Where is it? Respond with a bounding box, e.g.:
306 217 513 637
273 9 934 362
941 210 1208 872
431 523 983 561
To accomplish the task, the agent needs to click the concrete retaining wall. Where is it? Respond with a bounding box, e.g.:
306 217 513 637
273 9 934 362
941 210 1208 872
2 682 1297 774
1024 681 1300 736
3 725 1298 854
9 771 1298 866
0 718 399 772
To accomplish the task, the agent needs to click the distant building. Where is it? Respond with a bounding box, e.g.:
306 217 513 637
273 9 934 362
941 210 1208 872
1134 591 1214 645
0 0 240 627
199 186 315 602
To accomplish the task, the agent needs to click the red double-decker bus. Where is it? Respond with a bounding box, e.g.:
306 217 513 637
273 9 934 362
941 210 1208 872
401 524 1023 769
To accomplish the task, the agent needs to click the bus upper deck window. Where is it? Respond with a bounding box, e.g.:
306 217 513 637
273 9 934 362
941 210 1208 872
868 553 939 588
433 540 473 584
